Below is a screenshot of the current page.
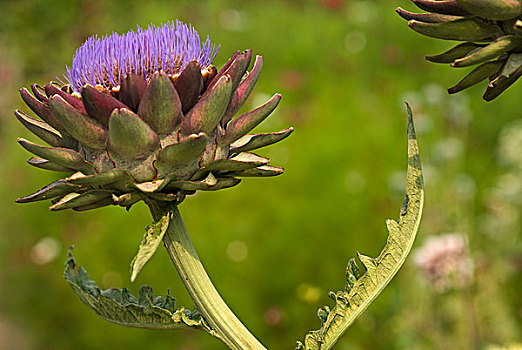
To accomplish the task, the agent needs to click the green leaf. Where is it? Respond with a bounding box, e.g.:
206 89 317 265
130 211 171 282
296 104 424 350
64 249 215 333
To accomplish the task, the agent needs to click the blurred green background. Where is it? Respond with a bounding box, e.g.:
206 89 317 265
0 0 521 349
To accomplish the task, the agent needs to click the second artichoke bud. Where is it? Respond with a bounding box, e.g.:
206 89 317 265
397 0 522 100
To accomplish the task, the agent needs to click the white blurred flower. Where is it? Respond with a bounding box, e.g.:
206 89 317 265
30 237 61 265
447 93 473 128
414 233 474 292
347 1 379 25
421 83 445 106
497 119 522 168
453 173 476 201
432 137 463 163
492 173 522 205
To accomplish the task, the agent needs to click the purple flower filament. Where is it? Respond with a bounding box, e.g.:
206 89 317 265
64 20 219 92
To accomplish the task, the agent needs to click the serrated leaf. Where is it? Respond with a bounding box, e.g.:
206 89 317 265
297 104 424 350
64 250 215 333
130 211 171 282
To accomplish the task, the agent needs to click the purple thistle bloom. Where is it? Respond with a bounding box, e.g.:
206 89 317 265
16 26 291 214
64 20 220 92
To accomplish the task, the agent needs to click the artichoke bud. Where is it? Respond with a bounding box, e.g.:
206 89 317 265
15 21 293 212
398 0 522 100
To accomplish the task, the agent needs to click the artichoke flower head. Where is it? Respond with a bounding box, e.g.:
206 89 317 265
397 0 522 100
16 20 292 211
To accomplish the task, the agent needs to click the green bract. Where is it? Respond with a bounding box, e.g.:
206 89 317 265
16 51 292 211
397 0 522 100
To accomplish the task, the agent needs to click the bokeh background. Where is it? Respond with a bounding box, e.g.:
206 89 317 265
0 0 521 349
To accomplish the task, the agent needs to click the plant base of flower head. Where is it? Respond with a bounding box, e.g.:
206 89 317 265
15 21 293 212
397 0 522 100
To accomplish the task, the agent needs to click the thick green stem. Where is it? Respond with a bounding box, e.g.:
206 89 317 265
161 205 266 350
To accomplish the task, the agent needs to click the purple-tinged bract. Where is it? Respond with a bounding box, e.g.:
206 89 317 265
64 20 219 92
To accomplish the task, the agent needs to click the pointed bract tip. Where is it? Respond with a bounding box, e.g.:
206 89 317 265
405 102 417 140
396 7 410 20
447 87 458 94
